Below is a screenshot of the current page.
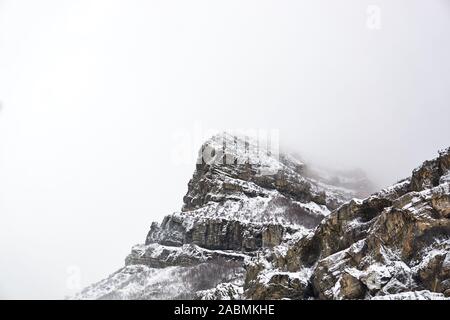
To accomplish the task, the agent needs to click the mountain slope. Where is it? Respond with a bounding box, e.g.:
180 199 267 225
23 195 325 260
245 147 450 300
75 134 449 300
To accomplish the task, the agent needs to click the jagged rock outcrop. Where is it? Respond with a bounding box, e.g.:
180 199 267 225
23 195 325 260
74 134 449 300
245 147 450 300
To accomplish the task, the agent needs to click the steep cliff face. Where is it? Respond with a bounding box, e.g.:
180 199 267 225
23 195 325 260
143 134 366 256
75 134 449 300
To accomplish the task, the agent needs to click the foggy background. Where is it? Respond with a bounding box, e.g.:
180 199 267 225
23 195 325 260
0 0 449 299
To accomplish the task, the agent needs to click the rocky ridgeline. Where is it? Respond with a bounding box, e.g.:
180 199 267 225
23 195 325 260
245 147 450 300
75 134 449 300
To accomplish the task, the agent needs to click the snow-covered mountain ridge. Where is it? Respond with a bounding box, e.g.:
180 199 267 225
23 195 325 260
75 134 450 300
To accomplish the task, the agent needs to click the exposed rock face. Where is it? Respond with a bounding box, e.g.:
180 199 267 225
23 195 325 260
245 147 450 300
75 134 449 300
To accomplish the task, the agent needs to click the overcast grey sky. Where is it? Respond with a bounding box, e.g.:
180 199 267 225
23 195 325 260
0 0 449 299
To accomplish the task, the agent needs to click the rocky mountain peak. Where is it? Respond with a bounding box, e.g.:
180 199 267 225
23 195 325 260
74 137 450 300
183 132 371 213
